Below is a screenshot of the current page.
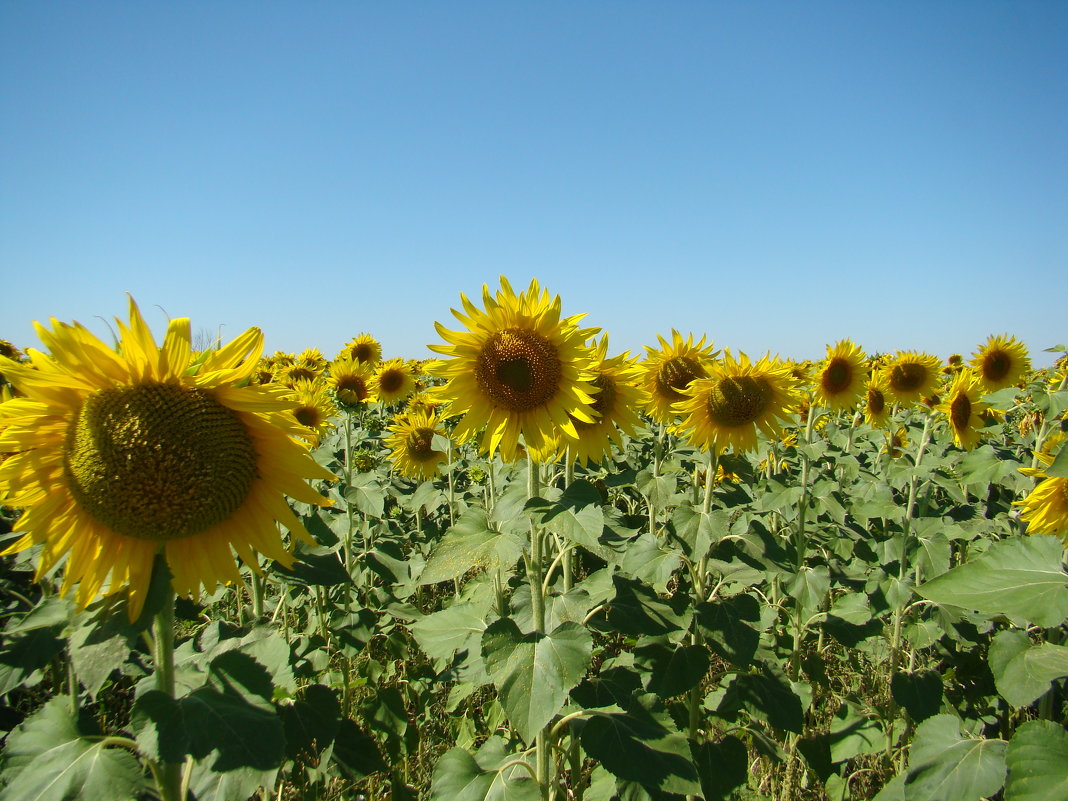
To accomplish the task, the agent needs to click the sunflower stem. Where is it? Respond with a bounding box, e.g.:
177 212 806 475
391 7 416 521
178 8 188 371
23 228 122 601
702 451 717 515
154 581 183 801
527 453 552 799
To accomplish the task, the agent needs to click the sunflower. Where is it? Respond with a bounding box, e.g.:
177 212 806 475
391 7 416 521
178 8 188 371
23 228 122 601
935 370 989 450
406 391 445 417
0 298 335 618
275 361 323 388
384 409 448 480
970 334 1031 391
373 358 418 405
287 379 338 447
638 330 719 423
297 348 328 373
884 426 909 458
340 334 382 366
560 337 647 466
943 354 964 375
1016 451 1068 543
880 351 941 405
327 357 374 407
814 340 867 411
673 350 801 454
0 340 24 361
864 372 891 428
427 276 599 462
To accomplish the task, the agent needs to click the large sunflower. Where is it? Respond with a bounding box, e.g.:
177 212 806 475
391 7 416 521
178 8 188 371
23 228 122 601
673 350 801 454
880 351 941 405
814 340 867 411
560 336 647 466
385 409 448 480
373 358 418 405
970 334 1031 391
428 276 599 462
0 299 335 618
1016 451 1068 543
638 330 718 423
935 370 989 450
340 334 382 366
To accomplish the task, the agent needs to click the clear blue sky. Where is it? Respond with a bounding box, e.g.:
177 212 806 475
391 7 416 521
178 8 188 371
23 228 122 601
2 2 1066 366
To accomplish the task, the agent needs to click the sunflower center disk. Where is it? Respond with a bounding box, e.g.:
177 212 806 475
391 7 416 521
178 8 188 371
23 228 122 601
336 376 369 403
706 376 772 428
889 363 927 392
868 389 885 414
406 428 437 461
656 357 703 402
379 370 405 394
950 393 972 430
63 383 257 542
983 351 1011 382
295 406 321 428
822 360 852 394
476 329 561 412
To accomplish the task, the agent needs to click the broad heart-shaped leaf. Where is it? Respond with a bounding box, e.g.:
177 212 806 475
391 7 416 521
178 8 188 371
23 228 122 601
695 594 761 668
992 642 1068 708
418 508 524 585
343 471 385 517
579 703 701 795
430 739 540 801
181 683 286 771
904 714 1007 801
525 480 605 555
186 764 277 801
411 601 490 663
0 696 148 801
1004 719 1068 801
591 575 691 637
634 642 711 698
916 534 1068 627
481 618 592 744
714 663 804 733
891 671 943 723
619 532 682 594
331 719 388 780
280 683 341 763
692 735 749 801
1046 441 1068 477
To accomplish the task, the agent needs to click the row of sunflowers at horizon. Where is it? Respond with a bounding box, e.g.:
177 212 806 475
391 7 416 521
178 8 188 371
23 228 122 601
0 277 1065 621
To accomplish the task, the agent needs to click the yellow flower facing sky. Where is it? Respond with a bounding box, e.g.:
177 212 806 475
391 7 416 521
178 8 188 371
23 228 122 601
814 340 867 411
339 333 382 366
373 358 419 405
428 276 600 462
935 369 989 450
638 330 718 424
970 334 1031 391
881 351 941 405
0 298 335 618
673 350 801 455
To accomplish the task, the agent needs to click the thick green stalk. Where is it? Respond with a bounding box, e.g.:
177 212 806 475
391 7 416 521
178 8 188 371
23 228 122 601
154 583 182 801
526 454 551 799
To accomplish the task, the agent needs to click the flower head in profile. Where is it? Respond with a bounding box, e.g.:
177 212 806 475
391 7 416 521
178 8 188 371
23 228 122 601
935 369 989 450
814 340 867 411
1016 450 1068 544
970 334 1031 391
673 350 801 454
881 351 941 405
638 330 719 424
560 336 647 466
427 276 599 462
384 409 448 481
0 298 335 618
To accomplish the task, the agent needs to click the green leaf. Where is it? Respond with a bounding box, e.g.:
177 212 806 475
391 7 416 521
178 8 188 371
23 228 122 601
827 703 884 763
636 468 677 509
786 565 830 615
418 508 523 585
526 480 605 555
344 471 385 517
695 595 760 668
579 705 700 795
481 619 592 744
634 643 710 698
0 696 148 801
891 671 943 723
411 602 489 663
692 736 749 801
331 719 388 780
904 714 1007 801
273 549 352 587
716 665 804 733
1004 719 1068 801
186 764 277 801
592 575 690 637
430 742 539 801
916 535 1068 627
181 685 286 771
619 532 681 593
131 690 189 764
281 684 341 762
993 642 1068 708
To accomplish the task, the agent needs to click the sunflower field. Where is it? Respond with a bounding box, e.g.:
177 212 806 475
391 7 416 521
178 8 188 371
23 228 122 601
1 280 1067 801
